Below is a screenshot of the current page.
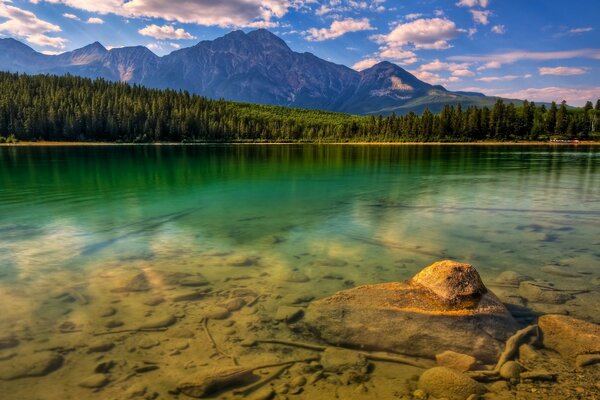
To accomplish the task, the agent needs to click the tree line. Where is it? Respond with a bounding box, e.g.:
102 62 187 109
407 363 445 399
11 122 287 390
0 72 598 143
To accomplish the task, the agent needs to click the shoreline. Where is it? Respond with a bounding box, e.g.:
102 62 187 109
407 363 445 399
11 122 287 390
2 141 599 147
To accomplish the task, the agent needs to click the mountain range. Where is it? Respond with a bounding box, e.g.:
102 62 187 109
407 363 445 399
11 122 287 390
0 29 509 115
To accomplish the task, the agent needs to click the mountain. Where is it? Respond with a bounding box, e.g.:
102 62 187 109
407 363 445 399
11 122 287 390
0 31 506 115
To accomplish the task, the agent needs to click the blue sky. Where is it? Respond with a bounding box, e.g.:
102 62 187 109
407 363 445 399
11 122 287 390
0 0 599 105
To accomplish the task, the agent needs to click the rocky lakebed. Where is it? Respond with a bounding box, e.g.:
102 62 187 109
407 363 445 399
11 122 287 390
1 256 600 400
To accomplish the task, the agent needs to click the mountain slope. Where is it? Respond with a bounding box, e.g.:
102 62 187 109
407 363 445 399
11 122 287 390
0 31 506 115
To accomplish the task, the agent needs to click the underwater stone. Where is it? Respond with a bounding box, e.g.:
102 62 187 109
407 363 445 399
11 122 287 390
305 260 519 363
418 367 483 400
274 306 304 323
519 282 573 304
0 352 63 380
499 361 521 380
284 271 310 283
320 347 369 373
540 265 581 278
139 314 176 329
435 351 477 372
79 373 109 388
111 272 151 292
0 335 18 350
203 306 231 320
495 271 533 286
539 314 600 361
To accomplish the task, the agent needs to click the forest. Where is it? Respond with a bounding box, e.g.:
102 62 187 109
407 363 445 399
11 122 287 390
0 72 599 143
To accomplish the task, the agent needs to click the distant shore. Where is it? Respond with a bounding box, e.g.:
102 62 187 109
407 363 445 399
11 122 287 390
1 141 599 147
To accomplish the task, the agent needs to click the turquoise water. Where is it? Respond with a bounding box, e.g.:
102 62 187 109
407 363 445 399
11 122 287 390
0 144 599 398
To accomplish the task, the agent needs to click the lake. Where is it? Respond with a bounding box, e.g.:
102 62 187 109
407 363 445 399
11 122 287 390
1 144 599 399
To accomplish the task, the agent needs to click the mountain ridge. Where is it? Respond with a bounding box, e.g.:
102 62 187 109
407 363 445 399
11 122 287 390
0 30 508 115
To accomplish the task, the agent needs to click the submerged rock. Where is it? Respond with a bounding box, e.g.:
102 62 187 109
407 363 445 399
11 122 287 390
111 272 151 292
418 367 483 400
0 352 63 380
304 260 519 363
320 347 369 373
0 335 18 350
79 373 109 389
435 351 477 372
519 282 573 304
538 314 600 361
495 271 533 286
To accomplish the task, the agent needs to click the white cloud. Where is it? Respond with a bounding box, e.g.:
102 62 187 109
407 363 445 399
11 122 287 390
0 2 66 48
486 87 600 107
138 24 195 40
419 59 470 72
470 10 491 25
62 13 80 20
374 18 460 51
41 49 64 55
305 18 375 41
477 74 532 82
315 5 332 16
452 68 474 77
404 13 422 20
477 61 501 70
538 66 589 76
491 24 505 34
568 27 593 34
410 69 460 85
379 48 416 60
352 58 379 71
450 49 600 64
86 17 104 24
32 0 291 28
456 0 489 7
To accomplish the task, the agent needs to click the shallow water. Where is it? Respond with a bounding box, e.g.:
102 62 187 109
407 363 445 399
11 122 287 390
0 144 599 399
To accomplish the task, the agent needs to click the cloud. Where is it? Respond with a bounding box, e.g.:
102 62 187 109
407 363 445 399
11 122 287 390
374 18 460 51
456 0 489 7
410 69 460 85
538 66 589 76
62 13 80 20
352 58 379 71
470 10 491 25
378 48 416 60
477 61 501 70
450 49 600 64
568 27 593 34
138 24 195 40
404 13 423 20
477 74 532 82
0 2 66 48
486 87 600 107
305 18 375 41
452 68 475 77
491 24 505 34
419 59 470 72
32 0 291 28
86 17 104 24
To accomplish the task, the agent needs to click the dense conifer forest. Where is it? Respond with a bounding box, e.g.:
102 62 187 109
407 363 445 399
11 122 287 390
0 72 598 143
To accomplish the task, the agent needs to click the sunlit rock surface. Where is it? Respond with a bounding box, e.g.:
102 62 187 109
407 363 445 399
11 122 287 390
304 260 519 363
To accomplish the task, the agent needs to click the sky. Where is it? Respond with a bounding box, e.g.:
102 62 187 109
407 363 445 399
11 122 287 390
0 0 599 106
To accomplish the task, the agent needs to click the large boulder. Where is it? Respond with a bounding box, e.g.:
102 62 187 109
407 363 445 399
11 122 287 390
304 260 518 363
538 314 600 360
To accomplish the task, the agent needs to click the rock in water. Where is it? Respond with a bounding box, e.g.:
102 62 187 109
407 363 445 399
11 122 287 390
435 351 477 372
304 260 518 363
538 314 600 360
0 352 63 380
418 367 483 400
